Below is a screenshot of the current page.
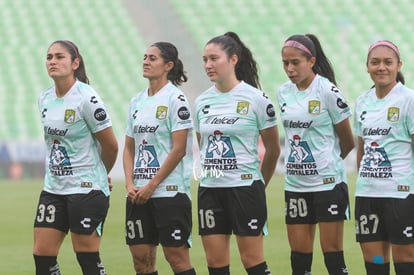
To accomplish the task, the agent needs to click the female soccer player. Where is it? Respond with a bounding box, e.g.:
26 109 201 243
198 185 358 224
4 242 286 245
123 42 196 275
354 40 414 275
33 40 118 275
278 34 354 275
195 31 280 275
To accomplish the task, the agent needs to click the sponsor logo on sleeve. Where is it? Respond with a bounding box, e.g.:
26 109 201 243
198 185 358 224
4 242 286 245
94 108 107 121
178 106 190 120
266 104 275 117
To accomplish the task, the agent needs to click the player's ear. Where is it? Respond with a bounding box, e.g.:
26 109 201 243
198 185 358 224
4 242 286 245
165 61 174 72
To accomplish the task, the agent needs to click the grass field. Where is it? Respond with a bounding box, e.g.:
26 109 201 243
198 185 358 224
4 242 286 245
0 174 396 274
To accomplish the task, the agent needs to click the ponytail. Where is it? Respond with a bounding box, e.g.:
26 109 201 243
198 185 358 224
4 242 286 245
152 42 188 86
207 31 260 89
50 40 89 84
282 34 336 85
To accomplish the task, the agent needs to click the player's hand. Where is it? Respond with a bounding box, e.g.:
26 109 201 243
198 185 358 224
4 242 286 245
135 182 156 204
126 184 139 203
108 176 113 192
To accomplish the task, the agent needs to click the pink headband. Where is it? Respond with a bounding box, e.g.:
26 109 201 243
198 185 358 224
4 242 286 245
61 40 80 59
283 40 313 56
368 40 400 58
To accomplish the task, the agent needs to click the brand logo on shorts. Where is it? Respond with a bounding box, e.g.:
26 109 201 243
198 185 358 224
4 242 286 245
403 226 413 238
248 219 258 230
171 229 181 240
80 218 91 228
328 204 338 215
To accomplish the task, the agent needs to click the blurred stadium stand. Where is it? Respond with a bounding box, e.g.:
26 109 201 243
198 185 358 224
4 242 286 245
2 0 413 179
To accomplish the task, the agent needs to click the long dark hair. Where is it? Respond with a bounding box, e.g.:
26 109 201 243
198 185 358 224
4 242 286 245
50 40 89 84
152 42 187 86
283 34 336 85
206 31 260 89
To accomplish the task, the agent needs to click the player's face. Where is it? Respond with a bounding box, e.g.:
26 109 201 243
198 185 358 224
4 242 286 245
142 46 172 81
46 43 79 80
282 47 316 90
367 46 401 88
203 43 237 85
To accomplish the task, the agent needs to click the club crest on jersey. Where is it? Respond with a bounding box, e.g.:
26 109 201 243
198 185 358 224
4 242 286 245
308 100 320 114
236 101 249 115
387 107 400 122
156 106 168 120
64 109 76 124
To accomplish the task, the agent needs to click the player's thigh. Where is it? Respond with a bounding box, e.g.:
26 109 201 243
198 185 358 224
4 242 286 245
386 195 414 245
230 180 268 236
355 197 384 242
67 190 109 235
125 198 158 246
198 186 232 235
152 193 193 247
34 191 69 232
285 190 317 225
314 182 350 222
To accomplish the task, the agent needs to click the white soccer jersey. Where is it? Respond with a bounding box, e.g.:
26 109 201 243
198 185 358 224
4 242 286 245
354 82 414 198
125 82 193 198
38 80 112 196
194 81 277 188
277 74 351 192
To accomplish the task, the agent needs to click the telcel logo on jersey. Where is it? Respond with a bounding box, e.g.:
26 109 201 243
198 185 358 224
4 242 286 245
283 120 313 128
134 125 159 133
362 127 391 136
45 127 68 136
206 116 239 124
